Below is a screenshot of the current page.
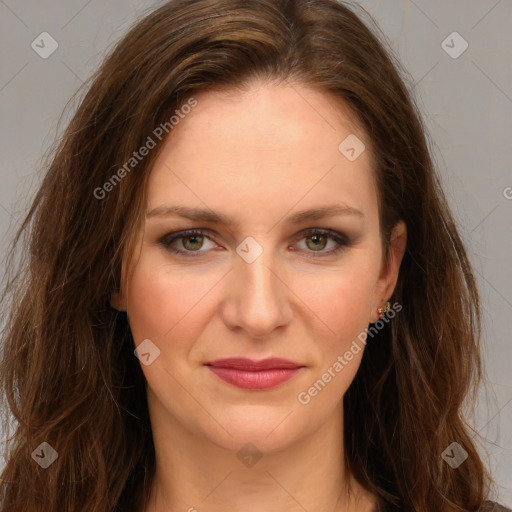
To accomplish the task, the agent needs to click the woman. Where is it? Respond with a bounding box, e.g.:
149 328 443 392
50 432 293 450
0 0 509 511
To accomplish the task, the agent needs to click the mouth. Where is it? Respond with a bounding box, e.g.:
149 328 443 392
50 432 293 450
204 357 305 390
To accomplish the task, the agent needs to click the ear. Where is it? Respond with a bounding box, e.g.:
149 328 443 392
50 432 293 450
110 259 127 312
370 219 407 323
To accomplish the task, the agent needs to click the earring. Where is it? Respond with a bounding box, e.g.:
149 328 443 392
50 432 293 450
377 301 391 318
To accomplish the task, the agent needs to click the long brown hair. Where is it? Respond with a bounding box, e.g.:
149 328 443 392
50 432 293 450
0 0 492 510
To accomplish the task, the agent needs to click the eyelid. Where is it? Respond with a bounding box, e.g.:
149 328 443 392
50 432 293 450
158 227 350 258
158 228 218 247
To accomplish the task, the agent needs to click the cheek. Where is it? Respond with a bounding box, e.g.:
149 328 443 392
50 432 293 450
124 255 197 343
293 263 378 399
295 265 377 334
298 274 374 403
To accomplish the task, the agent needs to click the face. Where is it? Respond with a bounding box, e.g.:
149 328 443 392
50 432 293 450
112 81 406 453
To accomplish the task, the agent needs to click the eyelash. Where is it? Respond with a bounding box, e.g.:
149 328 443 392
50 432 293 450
158 228 350 259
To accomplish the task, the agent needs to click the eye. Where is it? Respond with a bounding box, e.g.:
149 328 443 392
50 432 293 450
158 228 350 258
293 228 348 257
158 229 218 257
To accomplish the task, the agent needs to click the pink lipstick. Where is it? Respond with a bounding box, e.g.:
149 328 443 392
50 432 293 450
205 357 304 390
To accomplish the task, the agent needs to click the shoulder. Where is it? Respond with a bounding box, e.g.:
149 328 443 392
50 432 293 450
479 501 512 512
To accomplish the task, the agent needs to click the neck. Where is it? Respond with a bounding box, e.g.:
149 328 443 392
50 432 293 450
142 388 376 512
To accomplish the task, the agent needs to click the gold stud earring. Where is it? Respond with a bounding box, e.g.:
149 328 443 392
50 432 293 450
377 301 391 318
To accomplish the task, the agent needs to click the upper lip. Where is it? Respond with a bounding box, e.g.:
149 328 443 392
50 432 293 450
205 357 304 370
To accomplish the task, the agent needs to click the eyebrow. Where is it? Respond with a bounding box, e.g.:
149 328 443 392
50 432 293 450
146 204 364 228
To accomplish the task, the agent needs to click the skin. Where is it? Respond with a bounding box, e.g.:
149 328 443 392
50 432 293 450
111 80 407 512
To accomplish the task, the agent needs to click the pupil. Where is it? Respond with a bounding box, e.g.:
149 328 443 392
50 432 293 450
185 235 202 250
309 234 325 250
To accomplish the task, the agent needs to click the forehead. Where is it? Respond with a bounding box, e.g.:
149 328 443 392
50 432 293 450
146 82 378 227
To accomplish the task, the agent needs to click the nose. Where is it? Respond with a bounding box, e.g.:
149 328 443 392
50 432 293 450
220 241 293 340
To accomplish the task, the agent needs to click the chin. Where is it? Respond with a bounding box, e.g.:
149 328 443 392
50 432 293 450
201 410 307 455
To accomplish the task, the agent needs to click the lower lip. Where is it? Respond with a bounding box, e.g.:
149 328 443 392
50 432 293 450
207 366 303 390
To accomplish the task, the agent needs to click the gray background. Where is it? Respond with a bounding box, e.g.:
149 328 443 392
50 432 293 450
0 0 511 504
